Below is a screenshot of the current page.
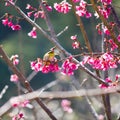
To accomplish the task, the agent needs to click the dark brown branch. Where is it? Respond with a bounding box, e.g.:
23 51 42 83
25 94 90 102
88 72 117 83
0 45 57 120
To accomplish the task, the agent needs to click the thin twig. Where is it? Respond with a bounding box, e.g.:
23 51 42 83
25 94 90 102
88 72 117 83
85 96 99 120
57 26 69 37
0 85 9 99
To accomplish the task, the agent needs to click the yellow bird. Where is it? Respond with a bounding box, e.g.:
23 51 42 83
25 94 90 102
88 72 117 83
43 46 61 64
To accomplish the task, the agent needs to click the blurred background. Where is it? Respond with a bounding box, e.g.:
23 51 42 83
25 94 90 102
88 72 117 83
0 0 120 119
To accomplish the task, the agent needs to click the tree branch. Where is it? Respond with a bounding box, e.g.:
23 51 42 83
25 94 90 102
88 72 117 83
0 45 57 120
0 85 120 116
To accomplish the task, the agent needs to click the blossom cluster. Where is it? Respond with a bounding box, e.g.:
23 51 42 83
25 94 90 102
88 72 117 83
99 74 120 88
26 2 52 19
76 0 92 18
2 18 21 31
31 56 79 76
12 113 24 120
82 53 119 71
61 57 79 76
10 55 19 82
31 58 60 73
54 1 72 14
100 0 112 5
11 100 29 120
70 35 80 49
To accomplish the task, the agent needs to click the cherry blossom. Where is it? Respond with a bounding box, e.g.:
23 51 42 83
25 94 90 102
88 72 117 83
54 1 72 14
61 99 73 113
82 53 118 71
72 41 80 49
5 0 14 6
11 24 21 31
28 27 37 38
26 4 36 10
117 34 120 42
10 74 19 82
61 57 79 75
72 0 80 3
34 11 45 19
99 75 120 88
108 39 118 51
70 35 77 40
98 6 111 19
8 21 13 27
2 18 9 26
12 100 29 108
100 0 112 5
30 57 60 73
76 0 92 18
30 58 43 72
12 113 24 120
10 54 19 65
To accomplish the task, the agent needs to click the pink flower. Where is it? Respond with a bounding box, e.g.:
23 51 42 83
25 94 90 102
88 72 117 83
76 0 92 18
8 21 13 27
117 34 120 42
98 114 104 120
11 24 21 31
101 0 112 4
11 99 29 108
28 27 37 38
72 0 80 3
5 0 14 6
54 1 72 14
61 99 73 113
72 41 80 49
20 100 29 107
98 7 111 19
27 11 34 17
70 35 77 40
34 11 45 19
61 57 79 75
12 113 24 120
46 5 52 11
30 59 42 72
26 4 35 10
83 53 117 71
2 18 9 26
103 26 110 35
42 62 60 73
115 74 120 81
10 74 19 82
10 54 19 65
109 39 118 51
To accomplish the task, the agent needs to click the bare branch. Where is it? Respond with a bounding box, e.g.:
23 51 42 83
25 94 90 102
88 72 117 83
0 86 120 116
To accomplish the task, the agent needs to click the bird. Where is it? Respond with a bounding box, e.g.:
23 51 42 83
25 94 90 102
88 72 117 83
43 46 61 65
